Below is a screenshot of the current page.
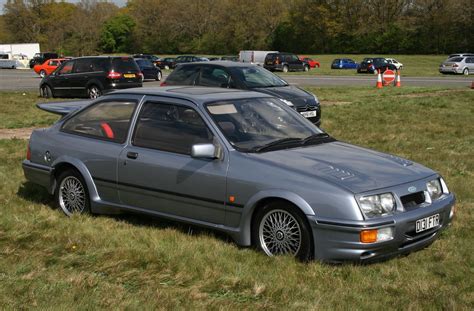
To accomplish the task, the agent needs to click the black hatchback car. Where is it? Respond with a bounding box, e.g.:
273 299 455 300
357 57 397 74
264 52 309 72
39 56 142 99
162 61 321 125
29 52 59 68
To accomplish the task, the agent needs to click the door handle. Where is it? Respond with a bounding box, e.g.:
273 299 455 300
126 152 138 159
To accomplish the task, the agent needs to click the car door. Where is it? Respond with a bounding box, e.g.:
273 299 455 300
289 54 303 71
466 57 474 73
117 96 229 224
51 60 75 97
70 58 94 97
59 95 141 203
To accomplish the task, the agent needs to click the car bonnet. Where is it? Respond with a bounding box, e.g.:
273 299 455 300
247 141 435 194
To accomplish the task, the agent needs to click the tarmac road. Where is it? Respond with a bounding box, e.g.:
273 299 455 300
1 68 472 92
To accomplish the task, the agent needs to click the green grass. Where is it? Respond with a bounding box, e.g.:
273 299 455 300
0 92 60 129
0 88 473 309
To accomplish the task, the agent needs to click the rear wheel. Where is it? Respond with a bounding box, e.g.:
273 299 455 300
55 169 90 216
39 70 46 78
40 85 53 98
304 65 310 72
252 201 313 261
88 85 101 99
164 65 170 70
463 68 469 75
282 65 289 73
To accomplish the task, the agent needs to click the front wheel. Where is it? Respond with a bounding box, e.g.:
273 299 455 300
55 169 90 216
463 68 469 75
252 202 313 261
156 71 162 81
88 85 101 99
304 65 309 72
39 70 46 78
164 65 170 70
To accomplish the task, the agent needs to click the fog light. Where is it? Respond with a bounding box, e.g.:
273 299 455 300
360 227 394 243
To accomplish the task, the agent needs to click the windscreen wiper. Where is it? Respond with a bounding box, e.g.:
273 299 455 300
249 137 303 153
301 133 336 145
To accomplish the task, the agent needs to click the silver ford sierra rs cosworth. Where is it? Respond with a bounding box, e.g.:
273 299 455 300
23 87 455 262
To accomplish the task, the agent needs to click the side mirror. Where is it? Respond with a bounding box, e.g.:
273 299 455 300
191 143 220 159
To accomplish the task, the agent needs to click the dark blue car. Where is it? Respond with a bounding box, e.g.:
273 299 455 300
331 58 358 69
135 58 162 81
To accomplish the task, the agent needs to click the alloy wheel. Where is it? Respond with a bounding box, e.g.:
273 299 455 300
58 176 86 216
259 209 302 256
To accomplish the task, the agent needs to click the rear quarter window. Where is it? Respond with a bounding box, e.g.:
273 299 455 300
166 66 200 85
62 100 137 143
112 58 140 72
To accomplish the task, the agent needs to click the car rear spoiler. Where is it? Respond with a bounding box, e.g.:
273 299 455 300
36 100 92 116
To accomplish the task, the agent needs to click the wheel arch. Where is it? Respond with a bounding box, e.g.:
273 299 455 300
50 156 99 202
236 190 315 246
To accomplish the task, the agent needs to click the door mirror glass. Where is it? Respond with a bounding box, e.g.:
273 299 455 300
191 143 218 159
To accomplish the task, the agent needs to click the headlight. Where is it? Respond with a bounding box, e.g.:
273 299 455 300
426 179 442 201
279 99 294 107
359 193 396 218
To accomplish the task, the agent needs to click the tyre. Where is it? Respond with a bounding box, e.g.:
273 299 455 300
282 65 289 73
164 65 170 70
39 70 46 78
40 85 53 98
463 68 469 75
87 85 101 99
304 65 310 72
55 169 90 216
156 71 162 81
252 201 313 261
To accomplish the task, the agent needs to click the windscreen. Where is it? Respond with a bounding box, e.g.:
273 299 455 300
230 66 288 88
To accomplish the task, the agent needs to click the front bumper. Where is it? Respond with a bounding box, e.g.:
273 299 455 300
308 193 455 262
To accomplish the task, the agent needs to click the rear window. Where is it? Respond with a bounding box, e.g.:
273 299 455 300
136 59 154 68
448 57 463 62
265 54 276 61
166 65 200 85
112 58 139 72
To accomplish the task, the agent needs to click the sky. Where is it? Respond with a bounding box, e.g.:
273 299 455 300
0 0 127 13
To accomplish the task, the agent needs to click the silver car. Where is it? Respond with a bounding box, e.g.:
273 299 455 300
439 56 474 75
23 87 455 262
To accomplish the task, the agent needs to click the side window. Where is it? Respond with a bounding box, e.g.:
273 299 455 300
285 55 291 62
74 59 93 73
291 54 299 61
59 60 74 74
62 101 137 143
199 67 231 87
466 58 473 63
133 102 214 155
49 60 59 66
91 58 108 72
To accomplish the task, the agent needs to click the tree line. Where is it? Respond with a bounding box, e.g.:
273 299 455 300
0 0 472 56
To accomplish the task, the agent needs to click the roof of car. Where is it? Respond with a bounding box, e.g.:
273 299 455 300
111 86 272 104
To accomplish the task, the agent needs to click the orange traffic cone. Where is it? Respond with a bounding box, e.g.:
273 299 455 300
395 70 401 87
376 70 383 89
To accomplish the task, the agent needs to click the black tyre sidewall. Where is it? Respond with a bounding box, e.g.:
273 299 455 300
54 169 91 216
252 202 313 261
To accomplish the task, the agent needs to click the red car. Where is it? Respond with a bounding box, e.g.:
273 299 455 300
34 58 67 78
299 56 320 68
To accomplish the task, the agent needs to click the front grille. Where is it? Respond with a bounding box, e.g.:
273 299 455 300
296 105 318 112
401 191 425 210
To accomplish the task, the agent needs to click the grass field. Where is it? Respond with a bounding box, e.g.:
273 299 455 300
0 87 473 309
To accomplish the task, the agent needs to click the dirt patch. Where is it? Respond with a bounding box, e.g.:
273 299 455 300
0 127 35 140
320 100 352 106
398 89 469 98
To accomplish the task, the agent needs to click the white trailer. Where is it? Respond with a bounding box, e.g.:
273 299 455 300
239 50 278 66
0 43 40 59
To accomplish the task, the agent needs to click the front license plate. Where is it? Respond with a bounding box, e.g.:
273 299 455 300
415 214 439 233
123 74 135 78
300 111 317 118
